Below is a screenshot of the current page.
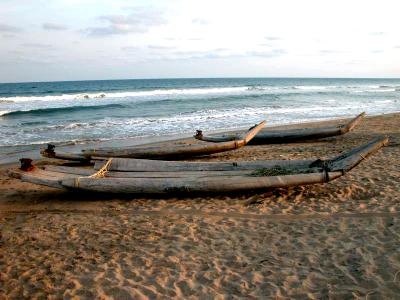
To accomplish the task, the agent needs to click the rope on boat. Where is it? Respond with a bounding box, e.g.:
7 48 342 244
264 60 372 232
89 158 113 178
74 158 113 188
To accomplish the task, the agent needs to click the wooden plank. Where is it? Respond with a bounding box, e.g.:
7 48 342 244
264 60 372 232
61 171 343 194
94 158 315 172
7 168 71 189
330 136 388 172
44 165 94 176
40 149 89 161
44 165 254 178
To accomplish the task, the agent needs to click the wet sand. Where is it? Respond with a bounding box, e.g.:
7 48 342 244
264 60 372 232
1 113 399 298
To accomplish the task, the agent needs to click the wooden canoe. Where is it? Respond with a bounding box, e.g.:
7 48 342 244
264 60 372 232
40 120 266 161
9 136 388 194
195 112 366 144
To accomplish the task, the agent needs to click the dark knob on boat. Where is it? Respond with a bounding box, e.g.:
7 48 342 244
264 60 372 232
42 144 56 157
195 130 203 138
20 158 34 171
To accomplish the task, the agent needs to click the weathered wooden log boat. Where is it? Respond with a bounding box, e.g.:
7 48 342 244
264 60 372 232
40 121 266 161
195 112 365 144
9 136 388 194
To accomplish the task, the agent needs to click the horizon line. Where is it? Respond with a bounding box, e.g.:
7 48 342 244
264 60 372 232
1 76 400 85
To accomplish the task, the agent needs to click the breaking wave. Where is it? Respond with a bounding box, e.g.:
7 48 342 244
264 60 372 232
1 84 399 103
0 103 125 117
0 87 249 102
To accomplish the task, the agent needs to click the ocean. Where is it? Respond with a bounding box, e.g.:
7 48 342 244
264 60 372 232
0 78 399 151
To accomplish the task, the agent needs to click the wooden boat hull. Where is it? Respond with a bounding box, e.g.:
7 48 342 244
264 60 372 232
61 171 344 194
41 121 266 161
195 113 366 144
10 136 388 194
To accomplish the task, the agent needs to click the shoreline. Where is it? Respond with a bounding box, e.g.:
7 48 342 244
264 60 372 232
1 111 398 166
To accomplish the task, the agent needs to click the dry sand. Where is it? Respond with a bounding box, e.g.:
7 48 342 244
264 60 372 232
0 113 399 299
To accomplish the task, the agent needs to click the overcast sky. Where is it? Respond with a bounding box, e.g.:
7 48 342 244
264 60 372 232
0 0 399 83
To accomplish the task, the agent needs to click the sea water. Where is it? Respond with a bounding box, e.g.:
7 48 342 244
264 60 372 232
0 78 399 149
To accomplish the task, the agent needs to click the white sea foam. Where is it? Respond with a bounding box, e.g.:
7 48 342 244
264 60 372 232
0 110 11 116
1 84 399 103
294 85 328 90
28 105 342 132
353 88 397 93
0 87 250 102
375 88 396 92
375 99 396 104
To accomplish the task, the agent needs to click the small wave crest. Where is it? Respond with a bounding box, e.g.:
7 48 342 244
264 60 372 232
0 110 11 116
2 84 399 103
246 86 270 91
353 88 397 93
293 85 328 90
0 87 250 102
0 103 125 118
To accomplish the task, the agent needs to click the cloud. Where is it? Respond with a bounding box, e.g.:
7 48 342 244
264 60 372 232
164 37 203 41
369 32 385 36
42 22 68 31
248 49 286 57
156 47 286 61
0 23 22 33
22 43 53 49
159 49 240 61
346 59 367 65
85 6 167 36
320 50 347 54
213 48 230 52
265 36 281 41
192 18 208 25
2 34 15 39
161 48 247 60
148 45 175 50
121 46 138 52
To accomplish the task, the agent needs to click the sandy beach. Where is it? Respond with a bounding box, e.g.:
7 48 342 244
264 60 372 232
1 113 399 298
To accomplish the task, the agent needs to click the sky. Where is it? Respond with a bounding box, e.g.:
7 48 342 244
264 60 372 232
0 0 399 83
